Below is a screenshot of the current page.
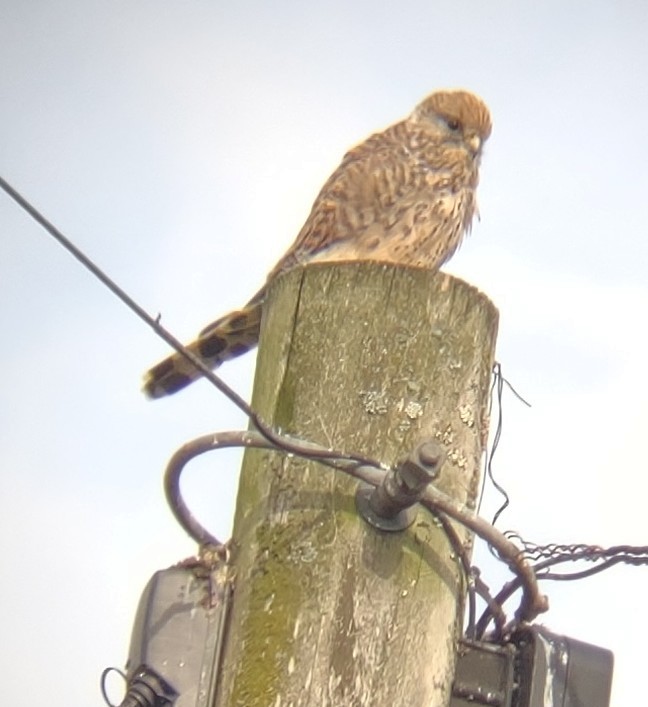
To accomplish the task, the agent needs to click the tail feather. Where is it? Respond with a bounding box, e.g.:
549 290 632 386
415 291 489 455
142 296 263 399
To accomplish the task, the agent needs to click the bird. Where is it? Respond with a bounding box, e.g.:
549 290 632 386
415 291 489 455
143 89 492 398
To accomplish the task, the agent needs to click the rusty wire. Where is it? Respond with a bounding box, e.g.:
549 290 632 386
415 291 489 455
474 533 648 639
506 532 648 573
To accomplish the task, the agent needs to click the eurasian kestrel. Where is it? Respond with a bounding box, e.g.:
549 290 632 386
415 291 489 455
143 89 492 398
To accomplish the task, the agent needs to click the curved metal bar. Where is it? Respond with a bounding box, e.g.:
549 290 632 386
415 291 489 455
164 430 385 546
165 431 271 546
164 429 547 633
419 485 548 627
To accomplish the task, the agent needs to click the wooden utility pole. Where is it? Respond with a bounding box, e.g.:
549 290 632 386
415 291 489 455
216 262 498 706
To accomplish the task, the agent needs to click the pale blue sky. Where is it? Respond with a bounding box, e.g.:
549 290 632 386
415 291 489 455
1 2 647 704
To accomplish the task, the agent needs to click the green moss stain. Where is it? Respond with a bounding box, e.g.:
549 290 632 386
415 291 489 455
228 522 304 704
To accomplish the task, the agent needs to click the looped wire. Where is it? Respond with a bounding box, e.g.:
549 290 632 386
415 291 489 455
100 666 127 707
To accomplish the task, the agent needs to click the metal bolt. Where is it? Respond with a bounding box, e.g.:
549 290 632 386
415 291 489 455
399 441 444 492
355 439 445 532
417 441 443 469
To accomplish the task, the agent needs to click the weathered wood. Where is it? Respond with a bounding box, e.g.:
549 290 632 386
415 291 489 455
217 262 498 707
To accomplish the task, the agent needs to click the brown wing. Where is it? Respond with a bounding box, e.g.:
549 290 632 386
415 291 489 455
267 120 469 277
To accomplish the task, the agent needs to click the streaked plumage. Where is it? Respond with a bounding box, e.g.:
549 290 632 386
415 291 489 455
143 89 492 398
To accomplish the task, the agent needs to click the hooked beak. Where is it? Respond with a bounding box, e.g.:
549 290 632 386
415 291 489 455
466 134 482 155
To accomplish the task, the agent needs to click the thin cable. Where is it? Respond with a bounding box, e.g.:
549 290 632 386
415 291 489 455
0 175 383 470
476 367 498 515
432 512 478 639
481 363 532 528
501 371 531 408
485 363 510 525
0 175 253 416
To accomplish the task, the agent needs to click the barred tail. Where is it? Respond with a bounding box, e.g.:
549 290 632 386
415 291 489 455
142 292 264 399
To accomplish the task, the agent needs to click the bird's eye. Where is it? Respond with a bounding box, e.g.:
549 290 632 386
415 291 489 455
446 118 461 131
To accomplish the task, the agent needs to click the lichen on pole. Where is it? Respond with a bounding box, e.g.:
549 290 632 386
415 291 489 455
216 262 499 707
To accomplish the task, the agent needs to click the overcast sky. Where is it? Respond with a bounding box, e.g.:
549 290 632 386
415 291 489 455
1 2 647 705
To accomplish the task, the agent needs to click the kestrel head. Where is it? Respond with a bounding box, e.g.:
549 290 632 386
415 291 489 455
411 89 492 155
